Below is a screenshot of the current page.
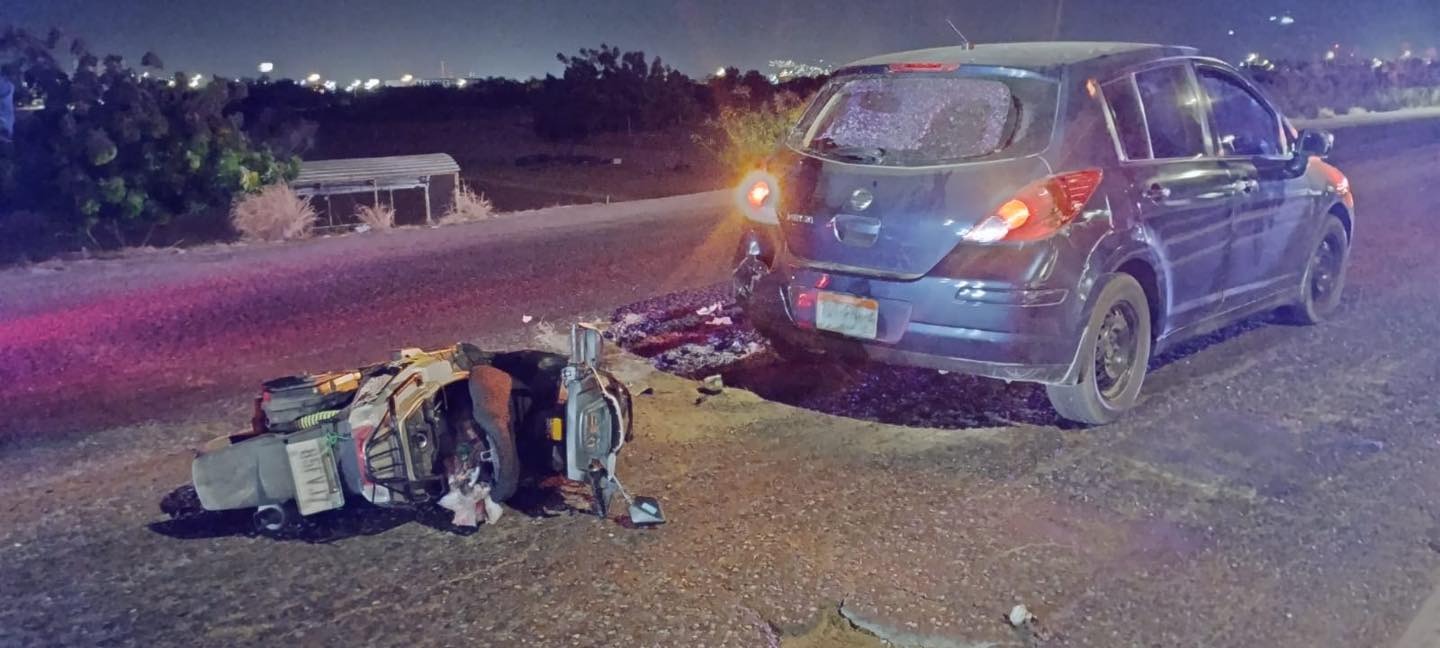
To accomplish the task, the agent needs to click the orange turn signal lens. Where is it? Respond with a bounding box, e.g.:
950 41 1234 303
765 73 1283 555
996 199 1031 229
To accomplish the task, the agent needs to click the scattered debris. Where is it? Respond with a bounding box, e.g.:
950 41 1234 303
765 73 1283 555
699 374 725 395
1009 604 1033 627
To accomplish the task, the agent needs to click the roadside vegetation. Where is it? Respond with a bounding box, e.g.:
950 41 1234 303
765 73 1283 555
4 23 1440 263
229 184 316 242
0 27 303 262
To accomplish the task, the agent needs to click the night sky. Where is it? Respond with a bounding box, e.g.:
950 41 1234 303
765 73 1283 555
3 0 1436 81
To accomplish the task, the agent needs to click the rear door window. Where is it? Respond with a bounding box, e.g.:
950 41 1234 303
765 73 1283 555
788 73 1055 166
1101 77 1151 160
1196 67 1285 157
1134 64 1209 159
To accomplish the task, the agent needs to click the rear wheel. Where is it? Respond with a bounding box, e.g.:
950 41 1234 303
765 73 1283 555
1046 274 1152 425
1280 216 1349 325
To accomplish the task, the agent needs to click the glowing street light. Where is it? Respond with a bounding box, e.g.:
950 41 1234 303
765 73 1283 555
322 80 337 91
715 67 727 78
188 73 203 89
1324 50 1336 61
306 72 322 84
1245 52 1260 63
258 61 274 74
456 78 468 88
1277 15 1295 26
400 73 414 83
363 78 380 90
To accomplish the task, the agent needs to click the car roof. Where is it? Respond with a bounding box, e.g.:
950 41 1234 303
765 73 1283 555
843 41 1198 71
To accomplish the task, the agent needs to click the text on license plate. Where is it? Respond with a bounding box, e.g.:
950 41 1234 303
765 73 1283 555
285 437 346 516
815 291 879 339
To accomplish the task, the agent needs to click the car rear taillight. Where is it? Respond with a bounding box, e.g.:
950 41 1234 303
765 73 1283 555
963 169 1104 243
736 170 780 225
747 180 771 208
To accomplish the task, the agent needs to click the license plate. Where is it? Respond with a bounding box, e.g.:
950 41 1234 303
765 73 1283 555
286 437 345 516
815 291 879 340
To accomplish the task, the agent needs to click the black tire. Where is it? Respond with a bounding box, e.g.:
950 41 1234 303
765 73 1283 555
1280 215 1349 325
467 367 522 502
1045 273 1153 425
481 406 521 503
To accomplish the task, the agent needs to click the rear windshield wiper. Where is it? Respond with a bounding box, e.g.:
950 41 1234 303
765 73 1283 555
810 137 887 163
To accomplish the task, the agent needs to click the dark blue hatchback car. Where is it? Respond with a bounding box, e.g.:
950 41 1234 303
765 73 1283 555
733 42 1354 424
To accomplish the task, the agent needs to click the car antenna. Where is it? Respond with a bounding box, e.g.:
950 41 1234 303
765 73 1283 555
945 18 975 50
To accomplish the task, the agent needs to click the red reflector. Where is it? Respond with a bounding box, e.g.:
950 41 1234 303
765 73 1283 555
814 274 831 289
888 62 959 73
795 291 816 309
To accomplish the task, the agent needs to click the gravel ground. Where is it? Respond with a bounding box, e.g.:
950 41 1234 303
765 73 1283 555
2 145 1439 647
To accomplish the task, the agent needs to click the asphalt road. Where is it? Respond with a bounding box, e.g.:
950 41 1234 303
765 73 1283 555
0 190 740 439
3 138 1440 647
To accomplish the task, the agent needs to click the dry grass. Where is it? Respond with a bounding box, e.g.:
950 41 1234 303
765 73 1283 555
354 202 396 231
441 184 496 224
229 184 318 242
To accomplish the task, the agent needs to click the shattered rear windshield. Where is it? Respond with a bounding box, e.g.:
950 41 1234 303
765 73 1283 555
788 73 1054 166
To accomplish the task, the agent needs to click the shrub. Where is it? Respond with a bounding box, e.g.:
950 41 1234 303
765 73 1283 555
229 184 316 241
354 202 395 230
441 184 494 224
0 28 298 252
692 91 807 172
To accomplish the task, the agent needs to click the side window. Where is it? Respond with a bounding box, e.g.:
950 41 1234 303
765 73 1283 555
1134 65 1208 159
1101 77 1150 160
1197 68 1284 157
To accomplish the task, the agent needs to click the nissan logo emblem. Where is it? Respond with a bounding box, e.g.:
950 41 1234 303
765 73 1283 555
848 188 874 212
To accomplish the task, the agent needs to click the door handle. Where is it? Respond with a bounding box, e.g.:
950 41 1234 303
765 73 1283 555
1142 183 1171 203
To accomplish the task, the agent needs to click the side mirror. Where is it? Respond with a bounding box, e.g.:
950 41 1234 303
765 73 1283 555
1296 129 1334 158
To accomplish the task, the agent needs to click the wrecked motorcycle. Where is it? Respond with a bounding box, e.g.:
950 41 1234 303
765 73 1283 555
190 324 664 533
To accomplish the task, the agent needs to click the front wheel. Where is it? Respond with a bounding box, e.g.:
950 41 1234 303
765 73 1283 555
1046 274 1152 425
467 366 522 502
1280 216 1349 325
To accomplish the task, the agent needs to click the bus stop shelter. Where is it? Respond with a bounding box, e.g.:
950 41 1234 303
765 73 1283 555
291 153 460 227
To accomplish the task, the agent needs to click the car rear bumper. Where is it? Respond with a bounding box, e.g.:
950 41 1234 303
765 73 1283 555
743 265 1087 385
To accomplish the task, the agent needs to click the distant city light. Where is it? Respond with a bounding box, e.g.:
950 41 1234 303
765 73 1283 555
1324 51 1336 61
1277 15 1295 26
1402 49 1414 59
188 73 203 89
1245 52 1260 63
1227 29 1236 36
323 80 337 91
1372 58 1385 69
1268 15 1277 21
715 67 727 78
258 61 274 74
363 78 380 90
306 72 321 83
400 73 414 83
456 78 468 88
